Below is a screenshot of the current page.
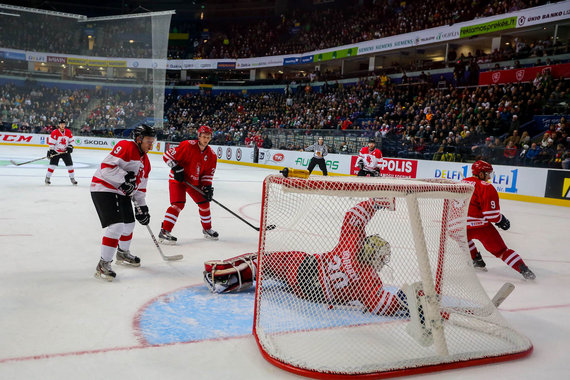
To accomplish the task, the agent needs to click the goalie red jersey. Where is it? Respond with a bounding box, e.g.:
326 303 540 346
163 140 216 187
462 176 502 228
204 199 406 317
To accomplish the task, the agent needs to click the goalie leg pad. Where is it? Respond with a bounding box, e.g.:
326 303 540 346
403 282 434 347
203 253 257 293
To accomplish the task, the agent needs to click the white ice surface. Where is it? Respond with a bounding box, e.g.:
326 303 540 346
0 145 569 380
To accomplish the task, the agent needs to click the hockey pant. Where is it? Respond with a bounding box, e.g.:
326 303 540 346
467 224 527 273
46 152 74 179
307 157 327 175
162 180 212 232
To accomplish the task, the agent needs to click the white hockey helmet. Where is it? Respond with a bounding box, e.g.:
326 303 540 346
359 235 391 271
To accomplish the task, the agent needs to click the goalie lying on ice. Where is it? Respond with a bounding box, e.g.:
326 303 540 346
204 198 409 317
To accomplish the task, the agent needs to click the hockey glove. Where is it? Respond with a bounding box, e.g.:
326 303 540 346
47 149 57 159
495 214 510 231
119 171 136 196
202 185 214 202
172 165 185 182
357 161 365 170
135 205 150 225
66 146 73 154
372 168 381 177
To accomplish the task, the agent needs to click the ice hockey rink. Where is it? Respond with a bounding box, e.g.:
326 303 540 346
0 145 569 380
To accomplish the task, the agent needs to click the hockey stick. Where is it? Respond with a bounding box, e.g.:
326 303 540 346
132 201 183 261
10 152 64 166
185 181 276 232
445 282 515 317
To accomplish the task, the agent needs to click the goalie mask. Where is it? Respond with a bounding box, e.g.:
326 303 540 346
359 235 391 271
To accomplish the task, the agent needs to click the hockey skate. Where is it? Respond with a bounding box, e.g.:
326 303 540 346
116 248 141 267
203 229 219 240
94 259 116 282
519 264 536 280
45 176 51 185
70 178 78 185
472 252 487 272
158 229 177 245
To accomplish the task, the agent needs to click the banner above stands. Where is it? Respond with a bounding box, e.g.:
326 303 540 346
479 63 570 85
2 1 568 71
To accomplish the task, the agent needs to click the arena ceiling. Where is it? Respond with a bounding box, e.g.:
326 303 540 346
0 0 281 17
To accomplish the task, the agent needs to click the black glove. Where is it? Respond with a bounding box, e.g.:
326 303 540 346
202 185 214 202
495 214 510 230
66 146 73 154
372 168 381 177
47 149 57 158
119 171 136 196
135 205 150 225
358 161 364 170
172 165 185 182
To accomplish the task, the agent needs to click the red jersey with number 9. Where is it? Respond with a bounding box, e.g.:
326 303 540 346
462 176 502 228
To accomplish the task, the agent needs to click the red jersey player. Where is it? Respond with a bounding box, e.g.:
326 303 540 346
356 138 383 177
45 119 77 185
159 125 218 244
462 160 535 280
203 198 409 317
91 124 156 281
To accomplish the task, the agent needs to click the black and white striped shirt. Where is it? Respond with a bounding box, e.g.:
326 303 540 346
305 142 328 158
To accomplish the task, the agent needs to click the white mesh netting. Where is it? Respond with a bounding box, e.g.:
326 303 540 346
254 175 532 377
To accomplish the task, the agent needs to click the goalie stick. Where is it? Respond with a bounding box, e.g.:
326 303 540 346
10 152 64 166
185 181 276 232
132 201 183 261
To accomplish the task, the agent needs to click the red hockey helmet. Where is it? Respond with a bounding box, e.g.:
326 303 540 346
198 125 213 135
472 160 493 176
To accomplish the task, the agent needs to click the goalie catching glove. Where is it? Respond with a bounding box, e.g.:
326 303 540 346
203 253 257 293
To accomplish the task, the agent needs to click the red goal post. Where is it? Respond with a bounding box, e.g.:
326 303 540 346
253 175 532 379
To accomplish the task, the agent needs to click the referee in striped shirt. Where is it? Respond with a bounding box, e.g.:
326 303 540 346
304 137 329 176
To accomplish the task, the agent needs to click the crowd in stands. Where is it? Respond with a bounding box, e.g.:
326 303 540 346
0 82 89 133
160 70 569 169
0 84 154 137
193 0 551 59
2 70 568 169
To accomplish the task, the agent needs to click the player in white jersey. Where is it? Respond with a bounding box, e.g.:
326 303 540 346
45 120 77 185
355 138 383 176
90 124 155 281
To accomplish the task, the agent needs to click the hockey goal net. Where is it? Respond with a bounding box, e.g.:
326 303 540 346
253 175 532 379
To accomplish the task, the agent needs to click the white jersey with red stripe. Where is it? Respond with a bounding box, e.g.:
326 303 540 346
356 146 383 171
48 128 73 153
462 176 501 228
163 140 217 187
90 140 151 206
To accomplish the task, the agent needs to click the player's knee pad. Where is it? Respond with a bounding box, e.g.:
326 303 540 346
171 202 185 212
105 222 124 239
122 221 135 235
